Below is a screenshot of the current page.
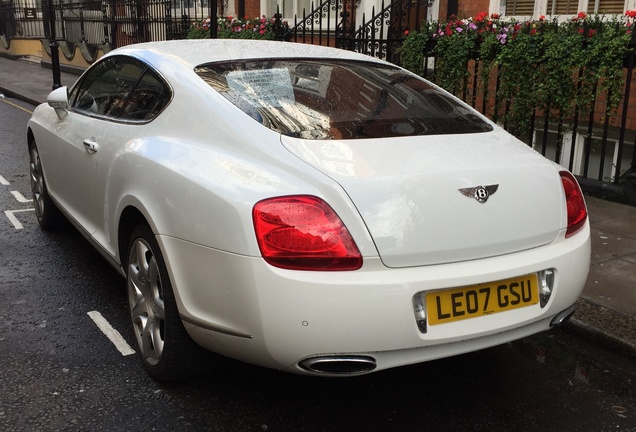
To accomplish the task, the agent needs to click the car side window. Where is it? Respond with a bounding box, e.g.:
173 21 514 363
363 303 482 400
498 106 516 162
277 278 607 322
70 56 146 118
69 56 171 122
118 69 171 121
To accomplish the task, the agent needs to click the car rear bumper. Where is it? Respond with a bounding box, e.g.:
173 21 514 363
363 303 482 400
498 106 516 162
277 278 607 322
158 223 591 376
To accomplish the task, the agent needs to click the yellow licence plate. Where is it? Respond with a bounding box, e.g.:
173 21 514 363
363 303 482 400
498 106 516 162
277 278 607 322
426 274 539 325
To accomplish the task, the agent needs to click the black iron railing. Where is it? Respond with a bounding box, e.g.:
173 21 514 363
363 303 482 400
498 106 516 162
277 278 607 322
283 0 428 63
0 0 207 48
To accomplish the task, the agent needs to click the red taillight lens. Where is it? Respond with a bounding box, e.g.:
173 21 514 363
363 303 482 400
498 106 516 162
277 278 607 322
253 195 362 271
560 171 587 238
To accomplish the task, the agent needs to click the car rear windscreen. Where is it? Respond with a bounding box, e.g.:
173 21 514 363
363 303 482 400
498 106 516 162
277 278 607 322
195 59 493 140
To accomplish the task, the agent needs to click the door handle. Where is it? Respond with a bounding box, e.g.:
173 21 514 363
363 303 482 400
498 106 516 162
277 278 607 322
83 138 99 154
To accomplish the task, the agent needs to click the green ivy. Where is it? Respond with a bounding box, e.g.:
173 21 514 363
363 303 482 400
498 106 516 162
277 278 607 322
399 25 435 75
400 12 635 140
434 24 480 96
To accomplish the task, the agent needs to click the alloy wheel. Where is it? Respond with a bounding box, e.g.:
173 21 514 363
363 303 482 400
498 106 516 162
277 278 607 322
29 146 46 220
127 237 166 366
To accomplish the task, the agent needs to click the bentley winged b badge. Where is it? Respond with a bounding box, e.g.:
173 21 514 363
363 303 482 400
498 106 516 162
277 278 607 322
458 185 499 203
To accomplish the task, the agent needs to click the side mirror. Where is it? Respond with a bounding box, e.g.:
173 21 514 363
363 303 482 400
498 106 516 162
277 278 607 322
47 86 69 119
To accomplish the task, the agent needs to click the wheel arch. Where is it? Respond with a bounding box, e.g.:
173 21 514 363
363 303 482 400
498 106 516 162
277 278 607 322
26 127 35 148
117 205 150 270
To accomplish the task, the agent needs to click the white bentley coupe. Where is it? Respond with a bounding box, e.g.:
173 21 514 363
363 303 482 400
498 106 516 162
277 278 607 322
27 39 591 380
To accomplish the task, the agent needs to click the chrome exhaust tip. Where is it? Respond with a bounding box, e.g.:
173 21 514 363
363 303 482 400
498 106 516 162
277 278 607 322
299 355 377 375
550 304 577 327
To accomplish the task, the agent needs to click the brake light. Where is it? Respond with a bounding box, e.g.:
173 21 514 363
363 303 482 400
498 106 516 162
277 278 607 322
253 195 362 271
560 171 587 238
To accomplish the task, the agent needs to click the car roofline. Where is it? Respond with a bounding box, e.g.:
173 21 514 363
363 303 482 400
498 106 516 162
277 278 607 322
107 39 388 70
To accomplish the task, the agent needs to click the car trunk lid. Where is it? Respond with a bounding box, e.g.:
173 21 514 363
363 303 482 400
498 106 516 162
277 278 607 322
281 129 563 268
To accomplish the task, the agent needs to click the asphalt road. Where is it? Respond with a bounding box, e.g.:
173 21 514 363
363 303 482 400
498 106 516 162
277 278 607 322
1 96 636 432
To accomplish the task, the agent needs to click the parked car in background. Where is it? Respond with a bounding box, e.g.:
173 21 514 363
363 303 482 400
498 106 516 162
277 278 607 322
27 39 591 380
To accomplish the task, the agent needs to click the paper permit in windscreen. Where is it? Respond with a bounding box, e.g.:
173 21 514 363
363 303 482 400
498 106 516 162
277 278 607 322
226 68 295 109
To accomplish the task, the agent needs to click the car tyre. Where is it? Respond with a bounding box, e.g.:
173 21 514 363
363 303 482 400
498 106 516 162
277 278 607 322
29 140 64 230
126 223 203 381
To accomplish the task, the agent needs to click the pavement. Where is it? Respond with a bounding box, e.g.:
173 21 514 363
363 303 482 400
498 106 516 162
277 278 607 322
1 55 635 359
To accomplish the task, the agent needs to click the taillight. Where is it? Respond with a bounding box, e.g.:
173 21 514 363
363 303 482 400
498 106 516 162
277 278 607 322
560 171 587 238
253 195 362 271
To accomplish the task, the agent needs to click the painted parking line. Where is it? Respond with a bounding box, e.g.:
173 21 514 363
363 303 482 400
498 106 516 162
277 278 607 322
87 310 135 356
0 96 34 114
4 209 34 229
0 175 9 186
11 191 31 203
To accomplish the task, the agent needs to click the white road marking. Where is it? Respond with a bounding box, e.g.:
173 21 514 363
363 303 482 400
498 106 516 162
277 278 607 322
0 175 9 186
87 311 136 356
11 191 31 203
4 209 34 229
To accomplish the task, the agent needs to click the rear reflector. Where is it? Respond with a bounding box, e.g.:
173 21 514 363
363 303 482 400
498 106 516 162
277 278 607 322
253 195 362 271
560 171 587 238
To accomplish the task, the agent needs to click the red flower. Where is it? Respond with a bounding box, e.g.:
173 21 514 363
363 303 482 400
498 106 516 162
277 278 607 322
539 15 545 20
404 29 409 35
475 11 488 21
626 10 636 18
490 13 500 19
577 11 587 19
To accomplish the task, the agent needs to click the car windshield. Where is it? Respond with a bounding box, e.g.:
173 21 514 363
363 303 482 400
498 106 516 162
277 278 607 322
195 59 493 140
